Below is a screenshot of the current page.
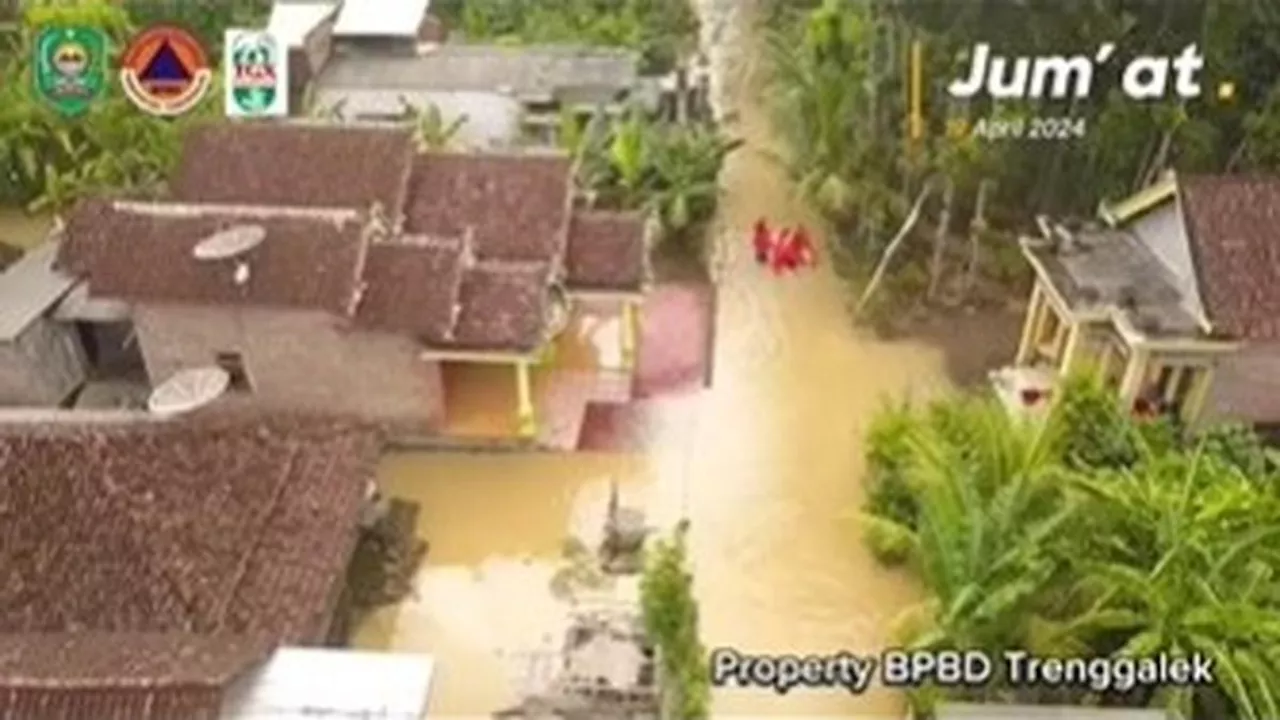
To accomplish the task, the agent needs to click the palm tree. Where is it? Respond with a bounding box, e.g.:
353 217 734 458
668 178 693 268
1065 449 1280 719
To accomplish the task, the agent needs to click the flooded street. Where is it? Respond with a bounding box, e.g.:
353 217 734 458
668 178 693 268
355 1 956 716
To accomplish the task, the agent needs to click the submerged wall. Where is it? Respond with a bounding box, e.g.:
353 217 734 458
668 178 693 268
0 317 86 406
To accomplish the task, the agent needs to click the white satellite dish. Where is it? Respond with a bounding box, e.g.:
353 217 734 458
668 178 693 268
147 367 230 416
192 225 266 261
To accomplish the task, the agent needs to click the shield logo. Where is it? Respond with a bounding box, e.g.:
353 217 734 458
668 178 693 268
225 30 288 118
33 26 108 116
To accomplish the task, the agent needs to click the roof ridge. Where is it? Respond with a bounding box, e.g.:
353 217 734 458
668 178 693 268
111 200 364 224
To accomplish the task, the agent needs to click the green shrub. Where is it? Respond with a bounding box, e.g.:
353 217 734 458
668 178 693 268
864 400 919 527
1196 422 1277 482
1052 372 1141 470
861 512 914 565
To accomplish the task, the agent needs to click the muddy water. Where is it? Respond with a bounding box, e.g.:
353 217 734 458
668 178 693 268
0 208 52 250
355 2 956 716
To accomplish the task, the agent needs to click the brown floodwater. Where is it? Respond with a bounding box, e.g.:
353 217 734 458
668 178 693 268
354 3 956 716
0 208 52 250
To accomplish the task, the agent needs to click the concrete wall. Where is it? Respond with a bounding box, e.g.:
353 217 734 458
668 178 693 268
0 317 86 406
1204 341 1280 426
317 88 522 149
1127 201 1206 322
134 306 445 430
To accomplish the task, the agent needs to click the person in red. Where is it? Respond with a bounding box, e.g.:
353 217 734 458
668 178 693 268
771 227 799 274
751 218 773 264
791 225 817 267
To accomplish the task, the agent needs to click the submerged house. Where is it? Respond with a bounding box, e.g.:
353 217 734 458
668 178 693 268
0 413 436 719
55 122 650 441
992 171 1280 431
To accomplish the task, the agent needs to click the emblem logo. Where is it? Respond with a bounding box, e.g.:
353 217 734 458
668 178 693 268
33 26 107 116
224 29 288 118
120 25 212 116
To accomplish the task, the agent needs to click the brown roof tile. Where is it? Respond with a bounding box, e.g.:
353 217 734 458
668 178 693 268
1180 174 1280 340
0 414 379 644
172 123 413 218
356 236 464 343
448 262 551 352
57 200 369 314
0 632 269 688
565 210 647 292
404 152 572 262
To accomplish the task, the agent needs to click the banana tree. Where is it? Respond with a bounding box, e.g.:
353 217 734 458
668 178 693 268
401 98 468 151
647 125 741 233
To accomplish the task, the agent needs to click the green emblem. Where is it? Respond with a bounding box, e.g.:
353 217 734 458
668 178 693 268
33 26 107 117
227 31 284 117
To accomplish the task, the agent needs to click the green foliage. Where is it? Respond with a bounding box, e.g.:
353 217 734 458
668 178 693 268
768 0 1280 305
573 109 740 259
860 378 1280 717
2 0 224 210
439 0 699 74
863 399 920 532
640 523 710 719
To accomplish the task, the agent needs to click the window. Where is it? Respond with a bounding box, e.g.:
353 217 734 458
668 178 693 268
215 352 253 392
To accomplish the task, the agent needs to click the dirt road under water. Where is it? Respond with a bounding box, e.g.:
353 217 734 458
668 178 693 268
354 3 959 716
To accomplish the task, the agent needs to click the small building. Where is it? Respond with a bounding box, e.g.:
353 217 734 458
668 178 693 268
0 413 435 719
313 44 643 147
925 703 1174 719
991 171 1280 432
0 240 85 406
266 0 340 112
56 122 651 443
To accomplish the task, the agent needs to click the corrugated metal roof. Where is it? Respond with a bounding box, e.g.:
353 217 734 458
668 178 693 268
0 240 77 342
315 44 639 98
266 1 338 47
331 0 429 37
219 648 435 719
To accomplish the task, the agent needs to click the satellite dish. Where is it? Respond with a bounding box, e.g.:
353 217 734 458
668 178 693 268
148 367 230 416
193 225 266 261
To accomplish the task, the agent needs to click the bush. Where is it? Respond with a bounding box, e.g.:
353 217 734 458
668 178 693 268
1196 422 1277 484
1052 372 1142 470
863 400 919 528
640 523 710 720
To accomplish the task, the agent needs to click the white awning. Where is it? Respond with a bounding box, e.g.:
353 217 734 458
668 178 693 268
220 648 435 719
332 0 429 37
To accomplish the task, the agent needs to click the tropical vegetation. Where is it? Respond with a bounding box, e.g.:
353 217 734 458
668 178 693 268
765 0 1280 321
862 373 1280 719
431 0 699 74
640 521 711 720
0 0 225 211
564 108 740 263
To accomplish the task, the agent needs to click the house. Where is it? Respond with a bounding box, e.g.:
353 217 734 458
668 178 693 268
312 44 645 147
0 412 436 719
923 704 1175 719
0 241 85 406
55 122 650 441
266 0 340 113
991 171 1280 431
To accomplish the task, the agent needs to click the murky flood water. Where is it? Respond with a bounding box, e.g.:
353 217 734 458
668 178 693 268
0 208 52 250
356 2 956 716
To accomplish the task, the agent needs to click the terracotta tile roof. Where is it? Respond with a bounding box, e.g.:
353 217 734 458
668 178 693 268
565 210 647 292
56 199 370 314
0 632 270 720
0 414 379 643
172 123 414 218
449 262 552 352
404 152 572 262
356 236 465 343
1179 174 1280 340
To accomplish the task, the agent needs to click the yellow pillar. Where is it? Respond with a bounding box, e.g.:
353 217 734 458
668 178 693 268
1059 323 1083 377
1015 283 1045 365
1117 347 1150 409
1181 365 1215 425
620 300 639 370
515 360 537 438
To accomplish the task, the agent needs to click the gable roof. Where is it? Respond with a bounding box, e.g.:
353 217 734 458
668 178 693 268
1178 174 1280 341
565 210 647 292
0 413 379 641
57 200 371 315
405 151 573 262
172 123 414 220
0 633 272 720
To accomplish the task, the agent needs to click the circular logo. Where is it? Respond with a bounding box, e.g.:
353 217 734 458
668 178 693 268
120 25 212 117
228 32 282 115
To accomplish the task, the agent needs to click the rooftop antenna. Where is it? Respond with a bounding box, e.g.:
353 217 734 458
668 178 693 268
192 224 266 286
147 367 230 417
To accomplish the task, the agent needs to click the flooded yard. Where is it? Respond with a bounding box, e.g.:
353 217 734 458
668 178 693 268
353 1 957 716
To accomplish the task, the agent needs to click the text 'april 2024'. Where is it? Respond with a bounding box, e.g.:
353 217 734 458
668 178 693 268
708 647 1216 696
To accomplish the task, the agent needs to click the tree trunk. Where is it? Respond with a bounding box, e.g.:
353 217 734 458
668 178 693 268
963 178 992 294
856 178 936 314
927 177 955 300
